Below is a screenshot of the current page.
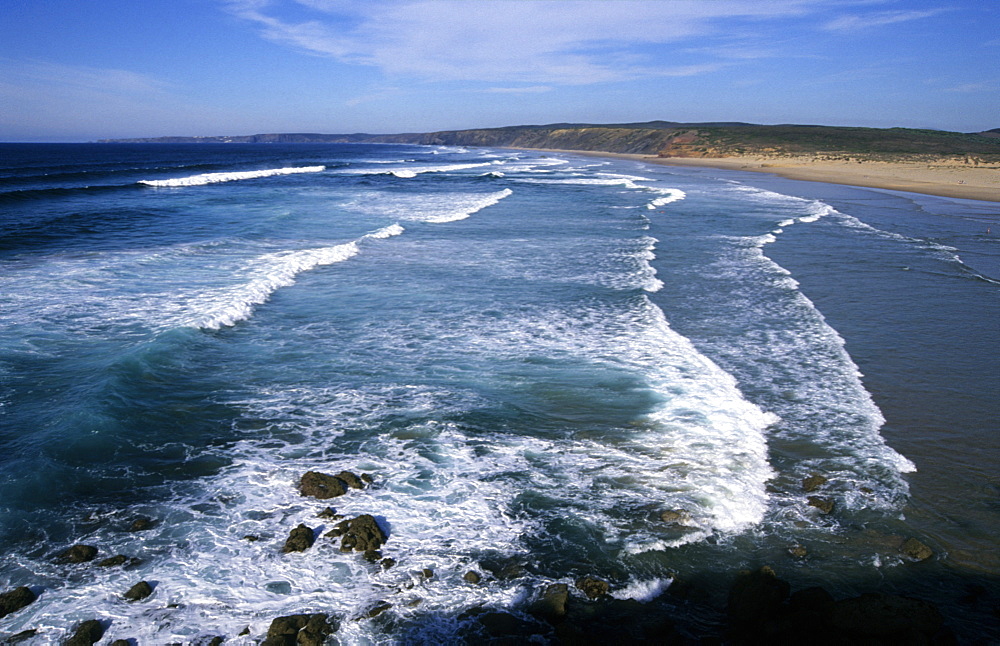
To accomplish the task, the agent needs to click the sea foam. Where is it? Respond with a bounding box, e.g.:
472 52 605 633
139 166 325 187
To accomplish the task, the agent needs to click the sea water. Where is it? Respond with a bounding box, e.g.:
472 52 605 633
0 143 996 642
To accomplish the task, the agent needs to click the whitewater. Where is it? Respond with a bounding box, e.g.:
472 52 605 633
0 142 996 643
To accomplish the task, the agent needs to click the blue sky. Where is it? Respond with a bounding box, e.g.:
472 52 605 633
2 0 998 141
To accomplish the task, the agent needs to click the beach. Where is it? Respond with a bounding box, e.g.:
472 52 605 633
530 150 1000 202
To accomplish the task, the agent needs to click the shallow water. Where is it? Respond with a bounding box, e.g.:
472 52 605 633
0 143 996 643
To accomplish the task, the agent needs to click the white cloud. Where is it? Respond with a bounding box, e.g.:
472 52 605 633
824 9 944 31
225 0 818 84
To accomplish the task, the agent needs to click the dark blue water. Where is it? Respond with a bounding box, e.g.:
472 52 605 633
0 144 996 642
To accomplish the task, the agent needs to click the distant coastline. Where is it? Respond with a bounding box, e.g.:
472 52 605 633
98 121 1000 202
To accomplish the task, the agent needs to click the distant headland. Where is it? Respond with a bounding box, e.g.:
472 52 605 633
99 121 1000 201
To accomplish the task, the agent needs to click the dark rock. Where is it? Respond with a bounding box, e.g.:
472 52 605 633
64 619 103 646
97 555 140 568
282 524 315 553
463 571 482 584
243 535 259 542
363 550 382 562
299 471 347 499
529 583 569 622
807 496 835 514
658 509 689 523
477 611 541 638
576 576 610 600
788 586 835 614
802 474 828 492
360 473 374 484
0 587 37 619
335 471 366 490
828 592 944 639
123 581 153 602
787 544 808 559
110 641 130 646
481 557 526 580
127 516 155 532
363 601 391 619
3 630 37 644
900 537 934 561
59 544 98 563
421 568 434 580
380 558 396 570
332 515 387 553
316 507 340 519
727 566 790 624
261 613 335 646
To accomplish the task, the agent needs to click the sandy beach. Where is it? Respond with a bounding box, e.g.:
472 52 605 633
531 150 1000 202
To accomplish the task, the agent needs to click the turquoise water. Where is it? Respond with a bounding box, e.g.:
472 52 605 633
0 144 997 642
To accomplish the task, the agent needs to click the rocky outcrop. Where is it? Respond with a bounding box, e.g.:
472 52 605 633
282 524 315 553
59 545 98 563
802 474 828 492
64 620 103 646
0 587 36 619
261 613 335 646
299 470 369 500
529 583 569 622
576 576 611 600
123 581 153 602
326 515 387 553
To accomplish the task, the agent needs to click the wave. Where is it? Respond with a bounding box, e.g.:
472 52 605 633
422 188 513 223
186 225 403 330
138 166 325 187
343 162 498 178
646 188 686 209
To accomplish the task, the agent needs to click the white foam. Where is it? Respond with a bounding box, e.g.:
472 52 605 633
343 162 495 178
611 577 674 602
646 188 686 210
341 189 514 224
185 225 404 330
139 166 325 187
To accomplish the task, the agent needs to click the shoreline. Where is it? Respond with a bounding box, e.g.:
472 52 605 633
523 149 1000 202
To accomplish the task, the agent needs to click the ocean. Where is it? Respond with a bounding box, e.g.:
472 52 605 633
0 143 997 643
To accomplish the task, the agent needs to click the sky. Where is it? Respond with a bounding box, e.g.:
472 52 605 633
1 0 998 141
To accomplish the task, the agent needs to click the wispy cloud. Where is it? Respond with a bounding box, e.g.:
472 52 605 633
824 9 944 31
946 81 997 93
225 0 819 85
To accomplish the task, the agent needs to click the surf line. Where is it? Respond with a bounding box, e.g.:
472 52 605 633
185 224 404 330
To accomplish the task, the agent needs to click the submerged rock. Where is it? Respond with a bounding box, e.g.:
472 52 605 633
328 515 387 553
97 555 140 568
3 629 38 644
363 601 392 619
0 587 37 619
282 524 315 553
463 571 482 584
807 496 835 514
59 544 98 563
64 619 104 646
126 516 155 532
900 537 934 561
261 613 335 646
802 474 828 492
123 581 153 602
529 583 569 622
658 509 690 524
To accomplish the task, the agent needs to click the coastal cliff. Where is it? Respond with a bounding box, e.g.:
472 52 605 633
99 121 1000 164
